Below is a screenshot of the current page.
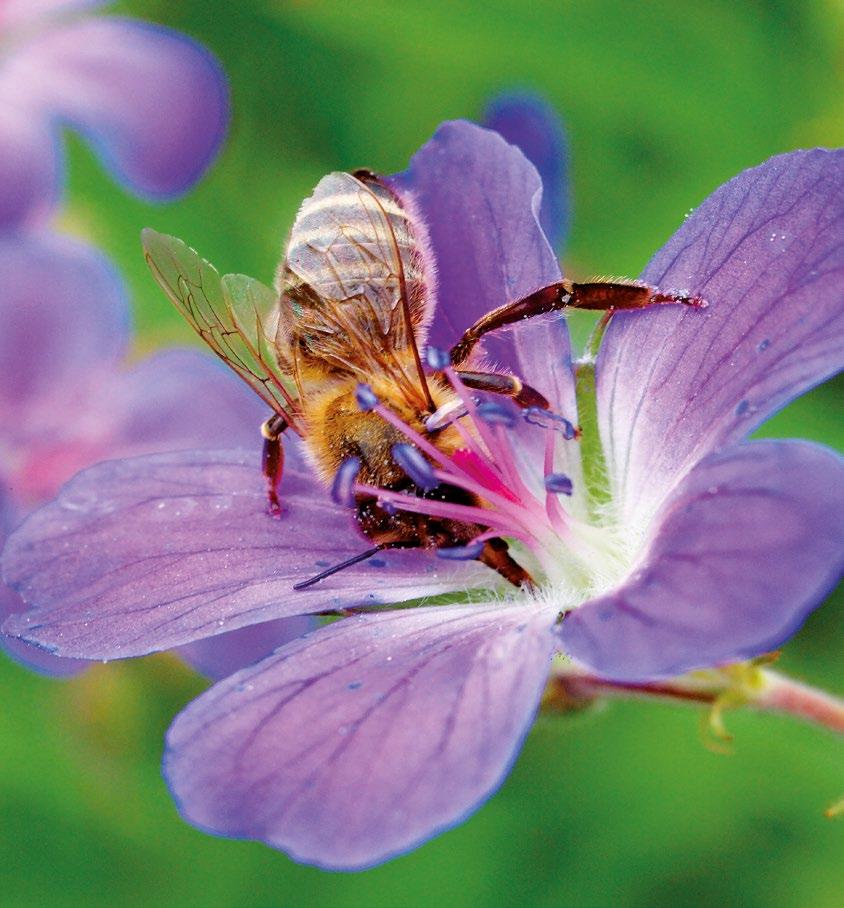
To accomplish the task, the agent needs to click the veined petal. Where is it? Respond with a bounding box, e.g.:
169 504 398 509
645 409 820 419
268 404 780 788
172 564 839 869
7 17 228 199
164 602 557 870
0 232 128 417
596 149 844 527
483 93 569 250
2 450 490 660
177 615 315 681
390 120 564 370
560 440 844 682
0 492 86 676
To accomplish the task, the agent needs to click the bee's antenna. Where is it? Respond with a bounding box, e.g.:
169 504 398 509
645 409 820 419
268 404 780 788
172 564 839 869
293 545 386 591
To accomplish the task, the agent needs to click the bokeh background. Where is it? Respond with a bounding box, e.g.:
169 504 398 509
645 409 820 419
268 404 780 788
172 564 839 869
2 1 842 906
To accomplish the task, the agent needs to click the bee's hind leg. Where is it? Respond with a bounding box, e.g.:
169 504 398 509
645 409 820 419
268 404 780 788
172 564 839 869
261 414 288 517
448 279 706 367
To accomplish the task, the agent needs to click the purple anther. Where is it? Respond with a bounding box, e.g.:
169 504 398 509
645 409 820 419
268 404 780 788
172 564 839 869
476 401 516 427
392 444 439 491
524 407 577 440
436 542 485 560
544 473 573 496
331 457 362 507
425 346 451 371
355 384 378 412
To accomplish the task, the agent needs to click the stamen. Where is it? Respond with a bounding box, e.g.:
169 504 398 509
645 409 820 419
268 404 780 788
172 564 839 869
425 345 451 370
544 473 573 495
476 401 517 428
392 444 439 491
436 542 485 560
442 367 499 467
354 482 530 541
490 422 538 508
524 407 578 440
425 398 468 431
543 426 569 538
331 457 361 507
355 383 378 412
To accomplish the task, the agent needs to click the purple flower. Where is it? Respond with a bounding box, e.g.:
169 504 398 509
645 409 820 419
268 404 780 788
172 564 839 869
0 0 309 675
0 0 228 228
0 231 309 676
3 118 842 869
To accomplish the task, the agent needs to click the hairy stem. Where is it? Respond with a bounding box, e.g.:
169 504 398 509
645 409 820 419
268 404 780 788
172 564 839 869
545 662 844 737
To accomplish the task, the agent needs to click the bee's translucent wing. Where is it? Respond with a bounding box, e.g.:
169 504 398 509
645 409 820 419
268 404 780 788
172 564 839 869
280 172 434 405
142 229 301 430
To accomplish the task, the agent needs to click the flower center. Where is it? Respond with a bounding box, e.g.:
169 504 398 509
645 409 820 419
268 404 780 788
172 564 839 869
340 358 634 609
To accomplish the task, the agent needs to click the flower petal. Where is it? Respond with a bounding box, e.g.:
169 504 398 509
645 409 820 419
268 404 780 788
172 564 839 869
483 93 569 250
8 17 228 199
2 450 491 660
390 120 563 369
559 440 844 682
164 602 557 870
177 615 315 681
0 1 106 31
0 232 128 417
0 105 59 229
0 492 86 676
100 348 268 454
596 150 844 526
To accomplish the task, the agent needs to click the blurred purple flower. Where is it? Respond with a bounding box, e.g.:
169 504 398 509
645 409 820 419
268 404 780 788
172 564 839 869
0 0 309 675
3 114 843 869
0 231 309 676
0 0 228 228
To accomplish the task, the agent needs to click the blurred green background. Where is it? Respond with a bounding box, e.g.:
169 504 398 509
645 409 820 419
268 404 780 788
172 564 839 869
3 1 842 906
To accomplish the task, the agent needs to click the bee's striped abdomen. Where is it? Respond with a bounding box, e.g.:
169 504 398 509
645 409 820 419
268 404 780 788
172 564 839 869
277 171 435 373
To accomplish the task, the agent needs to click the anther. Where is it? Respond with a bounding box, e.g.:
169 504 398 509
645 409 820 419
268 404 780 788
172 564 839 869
355 383 378 411
391 443 439 491
436 542 485 560
425 398 468 431
425 345 451 371
331 457 361 507
476 401 516 428
524 407 578 440
544 472 573 496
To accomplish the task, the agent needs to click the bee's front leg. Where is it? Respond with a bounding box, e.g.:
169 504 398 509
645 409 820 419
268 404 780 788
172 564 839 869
261 414 288 517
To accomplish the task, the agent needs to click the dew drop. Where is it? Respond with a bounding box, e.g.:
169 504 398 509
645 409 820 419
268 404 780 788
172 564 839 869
61 490 99 513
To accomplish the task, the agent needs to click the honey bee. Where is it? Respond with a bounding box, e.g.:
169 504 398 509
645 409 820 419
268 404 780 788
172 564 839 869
143 169 702 589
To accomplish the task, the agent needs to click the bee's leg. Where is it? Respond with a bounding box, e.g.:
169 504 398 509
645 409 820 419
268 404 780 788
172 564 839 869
478 537 536 590
449 279 706 366
261 414 288 518
454 369 551 411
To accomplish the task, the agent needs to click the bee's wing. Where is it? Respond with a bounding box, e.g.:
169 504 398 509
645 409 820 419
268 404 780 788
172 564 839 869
282 172 432 402
142 229 301 429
